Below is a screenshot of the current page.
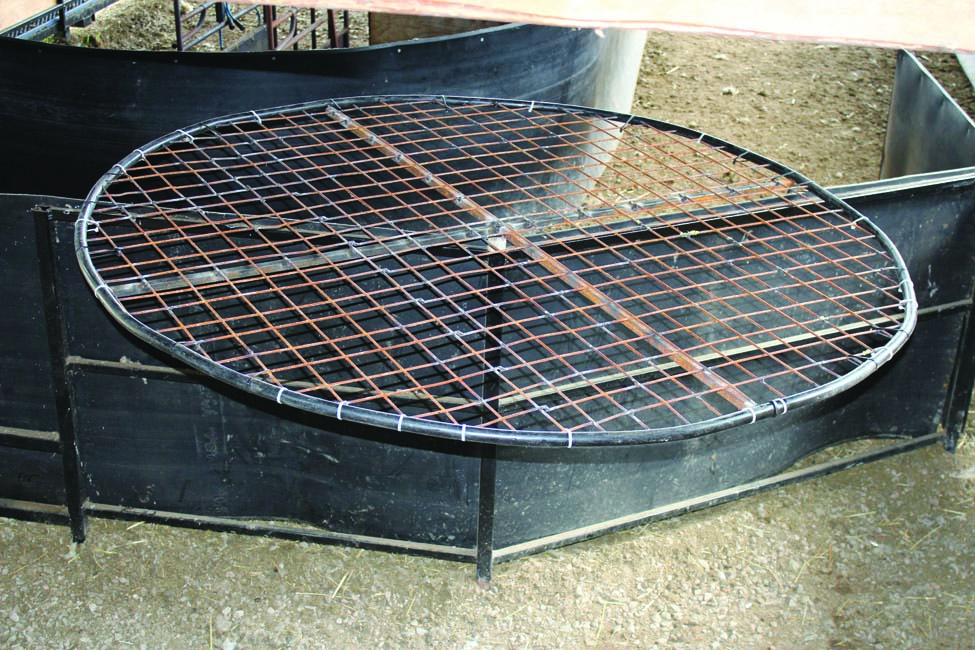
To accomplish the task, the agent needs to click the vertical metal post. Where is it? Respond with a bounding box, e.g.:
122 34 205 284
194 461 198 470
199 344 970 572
33 208 87 542
475 257 506 583
214 2 226 50
310 8 318 50
172 0 185 52
475 443 497 585
263 5 277 51
325 9 336 49
340 10 350 48
55 0 68 38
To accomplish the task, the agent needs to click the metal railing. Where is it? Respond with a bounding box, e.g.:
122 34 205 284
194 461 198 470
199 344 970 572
1 0 119 40
1 0 351 52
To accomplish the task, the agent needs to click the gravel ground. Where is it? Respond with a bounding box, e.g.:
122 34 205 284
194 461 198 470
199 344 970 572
3 14 975 649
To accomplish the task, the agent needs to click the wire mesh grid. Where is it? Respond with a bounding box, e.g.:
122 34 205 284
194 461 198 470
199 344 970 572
76 96 916 446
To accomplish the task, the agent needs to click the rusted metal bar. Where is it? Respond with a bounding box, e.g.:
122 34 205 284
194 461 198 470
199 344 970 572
323 102 757 410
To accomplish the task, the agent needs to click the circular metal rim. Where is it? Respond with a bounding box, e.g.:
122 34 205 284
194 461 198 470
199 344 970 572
75 94 918 447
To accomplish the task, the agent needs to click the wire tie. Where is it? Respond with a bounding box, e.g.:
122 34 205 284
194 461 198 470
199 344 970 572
528 100 535 112
336 400 348 421
176 129 195 143
94 282 111 296
733 151 747 164
619 115 634 132
460 423 467 442
697 133 705 143
275 387 285 404
865 354 881 370
772 398 788 416
567 430 573 448
397 413 405 432
250 111 263 125
745 405 757 424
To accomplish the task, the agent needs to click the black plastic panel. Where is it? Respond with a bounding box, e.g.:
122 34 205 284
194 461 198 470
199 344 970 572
489 174 975 546
841 173 975 445
74 370 479 545
0 195 60 432
0 447 65 506
0 25 605 199
491 319 955 546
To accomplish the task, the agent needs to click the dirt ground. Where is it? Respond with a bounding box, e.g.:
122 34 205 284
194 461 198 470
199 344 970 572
4 5 975 649
5 440 975 649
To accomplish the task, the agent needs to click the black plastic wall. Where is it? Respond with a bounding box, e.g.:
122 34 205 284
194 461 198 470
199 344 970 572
0 197 59 433
0 24 605 198
2 172 973 561
0 195 63 508
1 196 481 544
493 173 975 546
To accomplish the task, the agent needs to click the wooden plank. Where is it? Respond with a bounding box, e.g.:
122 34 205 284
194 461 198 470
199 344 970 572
0 0 53 30
368 13 501 45
261 0 975 52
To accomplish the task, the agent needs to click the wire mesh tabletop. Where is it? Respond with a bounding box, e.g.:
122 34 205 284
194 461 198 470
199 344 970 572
76 96 916 446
